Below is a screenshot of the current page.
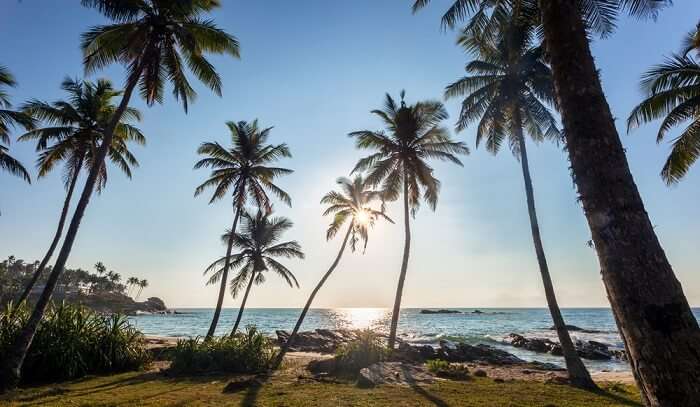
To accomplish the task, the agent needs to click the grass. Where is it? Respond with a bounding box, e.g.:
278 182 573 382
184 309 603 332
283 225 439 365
0 366 642 407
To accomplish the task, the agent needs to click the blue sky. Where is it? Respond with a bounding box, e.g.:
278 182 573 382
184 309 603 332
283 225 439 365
1 1 699 308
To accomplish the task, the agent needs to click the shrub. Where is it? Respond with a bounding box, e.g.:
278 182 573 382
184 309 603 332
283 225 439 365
334 330 387 374
426 359 470 381
170 326 277 374
0 302 150 383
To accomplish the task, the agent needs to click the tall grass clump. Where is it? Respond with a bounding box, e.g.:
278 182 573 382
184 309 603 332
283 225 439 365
334 330 387 374
170 326 277 374
0 302 150 383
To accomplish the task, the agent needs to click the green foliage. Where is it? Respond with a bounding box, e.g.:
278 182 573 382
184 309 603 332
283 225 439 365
426 359 470 380
170 326 278 374
334 330 387 374
0 302 150 383
426 359 450 373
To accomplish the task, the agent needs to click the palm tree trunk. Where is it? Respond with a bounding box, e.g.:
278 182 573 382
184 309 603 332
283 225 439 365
388 174 411 350
514 121 595 389
540 2 700 405
205 207 242 339
0 61 145 391
273 223 353 369
231 270 256 335
15 161 82 307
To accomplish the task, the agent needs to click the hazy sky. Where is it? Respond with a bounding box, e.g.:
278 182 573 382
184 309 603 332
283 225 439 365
1 1 699 309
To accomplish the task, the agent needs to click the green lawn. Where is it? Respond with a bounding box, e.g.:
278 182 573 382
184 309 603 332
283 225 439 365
0 370 642 407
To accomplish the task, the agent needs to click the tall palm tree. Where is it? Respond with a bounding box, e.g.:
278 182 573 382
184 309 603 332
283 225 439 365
445 22 594 388
15 78 145 306
0 66 33 194
682 21 700 56
273 175 392 368
414 1 700 404
135 279 148 300
194 120 292 339
0 0 239 389
204 210 304 335
126 277 140 297
350 91 469 350
628 54 700 184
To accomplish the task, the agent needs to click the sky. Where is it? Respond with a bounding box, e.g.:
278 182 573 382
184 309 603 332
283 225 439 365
1 1 699 309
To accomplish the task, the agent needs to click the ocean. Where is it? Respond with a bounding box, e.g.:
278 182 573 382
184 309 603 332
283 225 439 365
129 307 700 373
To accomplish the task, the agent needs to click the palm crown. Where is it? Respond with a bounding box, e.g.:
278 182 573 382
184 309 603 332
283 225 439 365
628 54 700 184
194 120 293 211
0 66 33 184
204 210 304 298
19 78 145 191
350 91 469 214
81 0 240 112
446 25 560 154
321 175 393 252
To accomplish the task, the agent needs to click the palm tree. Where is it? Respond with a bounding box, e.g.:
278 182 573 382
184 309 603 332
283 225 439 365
273 175 392 368
628 54 700 184
135 279 148 300
350 91 469 350
682 21 700 56
14 78 145 306
0 0 239 389
126 277 140 297
413 0 700 404
445 21 594 388
0 66 33 195
204 210 304 335
194 120 292 339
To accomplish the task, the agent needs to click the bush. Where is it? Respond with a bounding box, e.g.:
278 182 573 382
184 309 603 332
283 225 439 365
0 302 150 383
170 326 277 374
426 359 470 381
334 330 387 374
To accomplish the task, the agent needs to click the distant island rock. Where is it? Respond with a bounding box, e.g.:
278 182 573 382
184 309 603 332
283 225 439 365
420 309 462 314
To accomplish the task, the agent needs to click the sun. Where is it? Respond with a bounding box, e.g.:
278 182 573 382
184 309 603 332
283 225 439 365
355 208 371 226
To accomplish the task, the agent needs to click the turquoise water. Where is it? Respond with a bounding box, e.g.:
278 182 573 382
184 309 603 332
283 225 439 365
129 307 700 372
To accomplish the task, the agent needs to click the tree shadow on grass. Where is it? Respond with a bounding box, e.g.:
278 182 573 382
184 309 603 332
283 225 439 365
400 365 451 407
584 386 643 407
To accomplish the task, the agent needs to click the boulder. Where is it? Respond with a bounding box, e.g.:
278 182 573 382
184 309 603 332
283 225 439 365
507 333 560 354
357 362 434 387
438 340 524 365
420 309 461 314
506 333 627 361
276 329 360 353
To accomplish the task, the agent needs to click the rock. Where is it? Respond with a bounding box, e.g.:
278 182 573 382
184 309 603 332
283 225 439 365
357 362 434 387
507 334 560 354
472 310 484 314
473 369 487 377
506 333 627 361
420 309 461 314
307 358 337 375
438 340 524 365
222 377 262 393
276 329 361 353
395 342 436 363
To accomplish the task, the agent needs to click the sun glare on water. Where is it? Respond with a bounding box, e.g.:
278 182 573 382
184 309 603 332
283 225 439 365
336 308 387 330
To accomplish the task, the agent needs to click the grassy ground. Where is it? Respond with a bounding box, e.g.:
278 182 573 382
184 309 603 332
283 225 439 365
0 369 642 407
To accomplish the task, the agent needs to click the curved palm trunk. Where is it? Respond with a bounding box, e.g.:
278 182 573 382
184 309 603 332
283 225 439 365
515 125 595 389
388 175 411 350
230 270 256 335
0 61 145 391
15 161 82 307
205 207 242 339
540 2 700 405
273 223 353 368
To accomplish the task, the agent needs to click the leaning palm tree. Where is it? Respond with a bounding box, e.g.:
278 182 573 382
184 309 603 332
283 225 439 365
628 54 700 184
414 1 700 403
0 0 239 389
350 91 469 350
204 210 304 335
194 120 292 339
135 279 148 300
273 175 392 368
445 21 594 388
14 77 145 306
0 66 33 194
